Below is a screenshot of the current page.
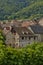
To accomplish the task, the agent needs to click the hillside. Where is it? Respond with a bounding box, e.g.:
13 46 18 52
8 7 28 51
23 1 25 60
0 0 43 20
14 1 43 20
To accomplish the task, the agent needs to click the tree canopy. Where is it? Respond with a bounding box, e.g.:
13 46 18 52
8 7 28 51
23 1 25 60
0 42 43 65
0 0 43 20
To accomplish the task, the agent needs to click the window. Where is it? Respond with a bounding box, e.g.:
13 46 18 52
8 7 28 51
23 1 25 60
15 43 18 47
22 37 24 40
24 32 27 35
34 37 36 40
16 43 18 46
22 44 23 46
29 37 31 40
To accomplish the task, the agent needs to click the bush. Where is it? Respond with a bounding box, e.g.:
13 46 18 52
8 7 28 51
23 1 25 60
0 43 43 65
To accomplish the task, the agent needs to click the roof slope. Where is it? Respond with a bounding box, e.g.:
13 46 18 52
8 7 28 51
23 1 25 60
11 27 34 36
30 24 43 34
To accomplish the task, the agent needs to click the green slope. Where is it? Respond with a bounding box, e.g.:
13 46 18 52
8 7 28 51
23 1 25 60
13 1 43 20
0 0 43 20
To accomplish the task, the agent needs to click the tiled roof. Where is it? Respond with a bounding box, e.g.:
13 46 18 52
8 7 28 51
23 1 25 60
11 26 34 36
30 24 43 34
22 21 36 27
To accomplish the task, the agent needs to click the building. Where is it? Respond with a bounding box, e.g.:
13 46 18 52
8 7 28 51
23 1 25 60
1 19 43 48
7 26 37 47
39 18 43 26
5 32 15 47
28 24 43 42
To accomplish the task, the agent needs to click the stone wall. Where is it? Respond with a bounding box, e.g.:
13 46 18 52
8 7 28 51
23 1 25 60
19 36 38 47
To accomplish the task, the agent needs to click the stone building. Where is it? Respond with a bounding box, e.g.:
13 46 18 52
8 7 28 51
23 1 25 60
8 26 37 47
5 32 15 47
28 24 43 42
39 18 43 26
1 19 43 48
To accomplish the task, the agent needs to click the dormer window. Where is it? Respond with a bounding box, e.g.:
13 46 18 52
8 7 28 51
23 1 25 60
22 31 28 35
22 31 24 34
26 31 28 34
24 32 27 35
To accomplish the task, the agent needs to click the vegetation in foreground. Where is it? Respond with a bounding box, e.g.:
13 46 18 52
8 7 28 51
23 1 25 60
0 42 43 64
0 31 43 65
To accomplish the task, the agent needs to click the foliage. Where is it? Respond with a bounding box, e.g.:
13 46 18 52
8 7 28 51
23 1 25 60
0 32 5 44
14 1 43 20
0 0 43 20
0 43 43 65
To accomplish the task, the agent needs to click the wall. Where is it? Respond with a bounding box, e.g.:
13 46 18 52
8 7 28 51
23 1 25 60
14 33 20 47
19 36 38 47
5 32 15 47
